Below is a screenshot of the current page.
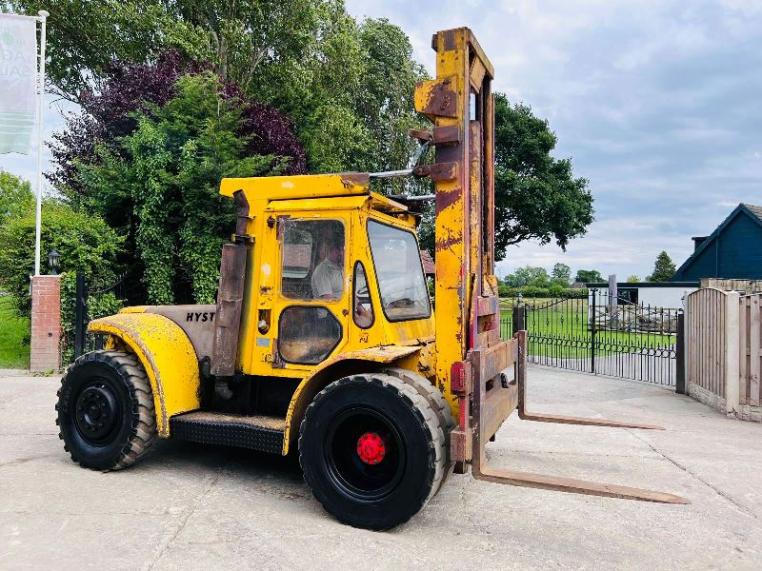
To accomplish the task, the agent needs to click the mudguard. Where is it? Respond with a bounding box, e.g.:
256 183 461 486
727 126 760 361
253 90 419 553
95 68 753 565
282 345 422 454
88 312 201 437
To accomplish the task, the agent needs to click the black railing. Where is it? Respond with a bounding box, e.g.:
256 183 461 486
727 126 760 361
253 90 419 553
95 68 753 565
71 272 125 361
500 290 684 387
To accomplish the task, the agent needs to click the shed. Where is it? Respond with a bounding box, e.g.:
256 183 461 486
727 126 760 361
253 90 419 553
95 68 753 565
672 203 762 281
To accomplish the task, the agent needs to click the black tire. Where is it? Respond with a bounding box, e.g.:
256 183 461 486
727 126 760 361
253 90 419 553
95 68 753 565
380 367 456 491
298 373 446 530
56 350 157 471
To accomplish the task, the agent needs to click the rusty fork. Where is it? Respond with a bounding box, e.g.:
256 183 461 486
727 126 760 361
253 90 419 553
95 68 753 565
515 330 666 431
470 330 689 505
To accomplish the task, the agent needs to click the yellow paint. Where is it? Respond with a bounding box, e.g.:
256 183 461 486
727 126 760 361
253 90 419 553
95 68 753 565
220 172 370 200
414 29 472 413
281 345 422 454
88 313 200 437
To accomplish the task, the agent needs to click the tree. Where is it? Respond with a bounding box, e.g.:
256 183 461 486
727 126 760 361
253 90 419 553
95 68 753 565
626 275 640 283
551 263 571 286
72 72 296 304
647 251 676 282
504 266 550 288
574 269 603 284
8 1 425 174
494 94 594 260
0 170 34 223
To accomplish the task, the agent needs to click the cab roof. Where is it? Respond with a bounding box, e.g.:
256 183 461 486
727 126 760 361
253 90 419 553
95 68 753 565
219 172 409 215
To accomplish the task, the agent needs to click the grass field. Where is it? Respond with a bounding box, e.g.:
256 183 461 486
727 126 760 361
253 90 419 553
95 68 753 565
0 295 30 369
499 297 676 356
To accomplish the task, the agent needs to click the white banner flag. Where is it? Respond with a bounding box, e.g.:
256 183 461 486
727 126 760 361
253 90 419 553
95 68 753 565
0 15 38 155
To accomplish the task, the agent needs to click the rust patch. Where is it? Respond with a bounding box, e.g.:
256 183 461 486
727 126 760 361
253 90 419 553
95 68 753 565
409 128 432 142
211 242 248 377
435 186 462 213
419 78 458 118
435 232 463 253
443 29 456 51
432 125 461 145
413 161 458 182
339 172 370 188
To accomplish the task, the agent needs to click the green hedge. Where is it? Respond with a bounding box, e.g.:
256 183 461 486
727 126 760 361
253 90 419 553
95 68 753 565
0 201 122 315
498 285 589 299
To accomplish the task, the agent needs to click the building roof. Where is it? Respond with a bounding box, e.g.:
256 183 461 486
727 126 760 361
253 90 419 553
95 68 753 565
672 203 762 281
420 250 435 275
745 203 762 222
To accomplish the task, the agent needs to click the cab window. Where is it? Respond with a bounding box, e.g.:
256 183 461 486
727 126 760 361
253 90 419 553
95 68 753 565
367 220 431 321
281 219 345 300
278 306 342 364
353 262 374 328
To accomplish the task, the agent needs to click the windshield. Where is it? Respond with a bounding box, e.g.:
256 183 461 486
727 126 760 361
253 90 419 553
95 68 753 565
368 220 431 321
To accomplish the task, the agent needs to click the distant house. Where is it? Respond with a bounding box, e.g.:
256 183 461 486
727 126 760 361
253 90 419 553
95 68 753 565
672 203 762 281
586 281 698 309
420 250 435 276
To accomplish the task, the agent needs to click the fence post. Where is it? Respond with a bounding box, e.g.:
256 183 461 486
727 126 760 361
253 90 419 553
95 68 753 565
675 311 686 394
725 291 740 416
590 289 597 374
512 302 526 332
74 272 88 359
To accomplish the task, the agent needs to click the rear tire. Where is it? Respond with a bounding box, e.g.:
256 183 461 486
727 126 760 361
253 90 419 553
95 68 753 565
56 350 157 471
298 373 446 530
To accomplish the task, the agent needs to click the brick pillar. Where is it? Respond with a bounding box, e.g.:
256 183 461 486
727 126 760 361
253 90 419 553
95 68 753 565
30 275 62 372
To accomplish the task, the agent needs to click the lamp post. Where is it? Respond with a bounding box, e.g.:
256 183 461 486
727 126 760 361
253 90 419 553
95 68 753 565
48 248 60 275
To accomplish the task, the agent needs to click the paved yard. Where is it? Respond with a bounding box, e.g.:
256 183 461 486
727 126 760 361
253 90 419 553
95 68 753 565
1 365 761 570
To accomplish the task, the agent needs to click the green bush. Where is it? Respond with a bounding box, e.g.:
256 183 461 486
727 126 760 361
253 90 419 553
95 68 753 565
0 200 123 315
499 286 589 299
0 170 34 224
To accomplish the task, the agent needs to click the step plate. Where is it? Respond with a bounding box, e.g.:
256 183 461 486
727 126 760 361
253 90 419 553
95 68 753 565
170 411 285 455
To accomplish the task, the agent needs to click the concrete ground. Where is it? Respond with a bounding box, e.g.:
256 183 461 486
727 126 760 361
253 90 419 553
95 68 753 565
2 366 761 570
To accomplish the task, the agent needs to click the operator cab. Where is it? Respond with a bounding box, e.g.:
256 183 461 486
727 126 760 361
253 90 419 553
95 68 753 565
218 173 435 378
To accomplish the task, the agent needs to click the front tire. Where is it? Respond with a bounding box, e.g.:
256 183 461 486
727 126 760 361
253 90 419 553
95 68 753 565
56 350 157 470
299 373 446 530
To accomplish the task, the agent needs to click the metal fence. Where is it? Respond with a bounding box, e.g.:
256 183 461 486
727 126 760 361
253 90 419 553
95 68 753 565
500 289 684 387
70 272 125 361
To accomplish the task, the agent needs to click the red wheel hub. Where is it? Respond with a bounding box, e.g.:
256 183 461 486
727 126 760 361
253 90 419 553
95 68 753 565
356 432 386 465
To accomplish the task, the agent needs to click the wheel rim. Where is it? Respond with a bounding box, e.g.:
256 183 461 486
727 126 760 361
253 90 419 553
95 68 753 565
74 378 121 444
324 406 406 501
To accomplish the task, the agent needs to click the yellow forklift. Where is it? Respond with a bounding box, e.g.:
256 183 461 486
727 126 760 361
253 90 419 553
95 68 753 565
56 27 686 530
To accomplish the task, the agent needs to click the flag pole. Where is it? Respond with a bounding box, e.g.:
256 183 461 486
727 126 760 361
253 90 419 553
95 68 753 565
33 9 48 276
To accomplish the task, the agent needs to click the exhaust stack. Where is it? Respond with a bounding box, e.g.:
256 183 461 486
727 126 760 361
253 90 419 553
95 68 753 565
211 190 252 377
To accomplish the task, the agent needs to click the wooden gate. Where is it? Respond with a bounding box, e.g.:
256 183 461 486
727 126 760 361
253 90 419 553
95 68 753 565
685 288 762 421
686 288 728 403
739 294 762 413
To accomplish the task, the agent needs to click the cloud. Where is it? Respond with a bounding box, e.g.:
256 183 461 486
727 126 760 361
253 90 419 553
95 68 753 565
2 2 759 283
346 0 762 278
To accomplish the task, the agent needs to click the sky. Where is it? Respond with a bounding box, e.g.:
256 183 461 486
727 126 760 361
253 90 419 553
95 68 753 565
2 1 762 281
344 0 762 280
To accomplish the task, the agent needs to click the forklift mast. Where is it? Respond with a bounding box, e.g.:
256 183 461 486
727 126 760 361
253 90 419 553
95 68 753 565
415 29 686 504
415 28 507 470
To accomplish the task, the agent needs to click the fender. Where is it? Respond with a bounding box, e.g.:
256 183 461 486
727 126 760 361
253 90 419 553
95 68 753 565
282 345 422 455
88 312 201 437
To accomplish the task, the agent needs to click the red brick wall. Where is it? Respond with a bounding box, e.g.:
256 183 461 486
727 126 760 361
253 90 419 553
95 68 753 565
30 275 62 372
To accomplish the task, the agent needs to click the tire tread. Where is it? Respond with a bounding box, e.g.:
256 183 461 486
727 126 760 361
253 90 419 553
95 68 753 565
57 350 157 471
298 372 447 529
